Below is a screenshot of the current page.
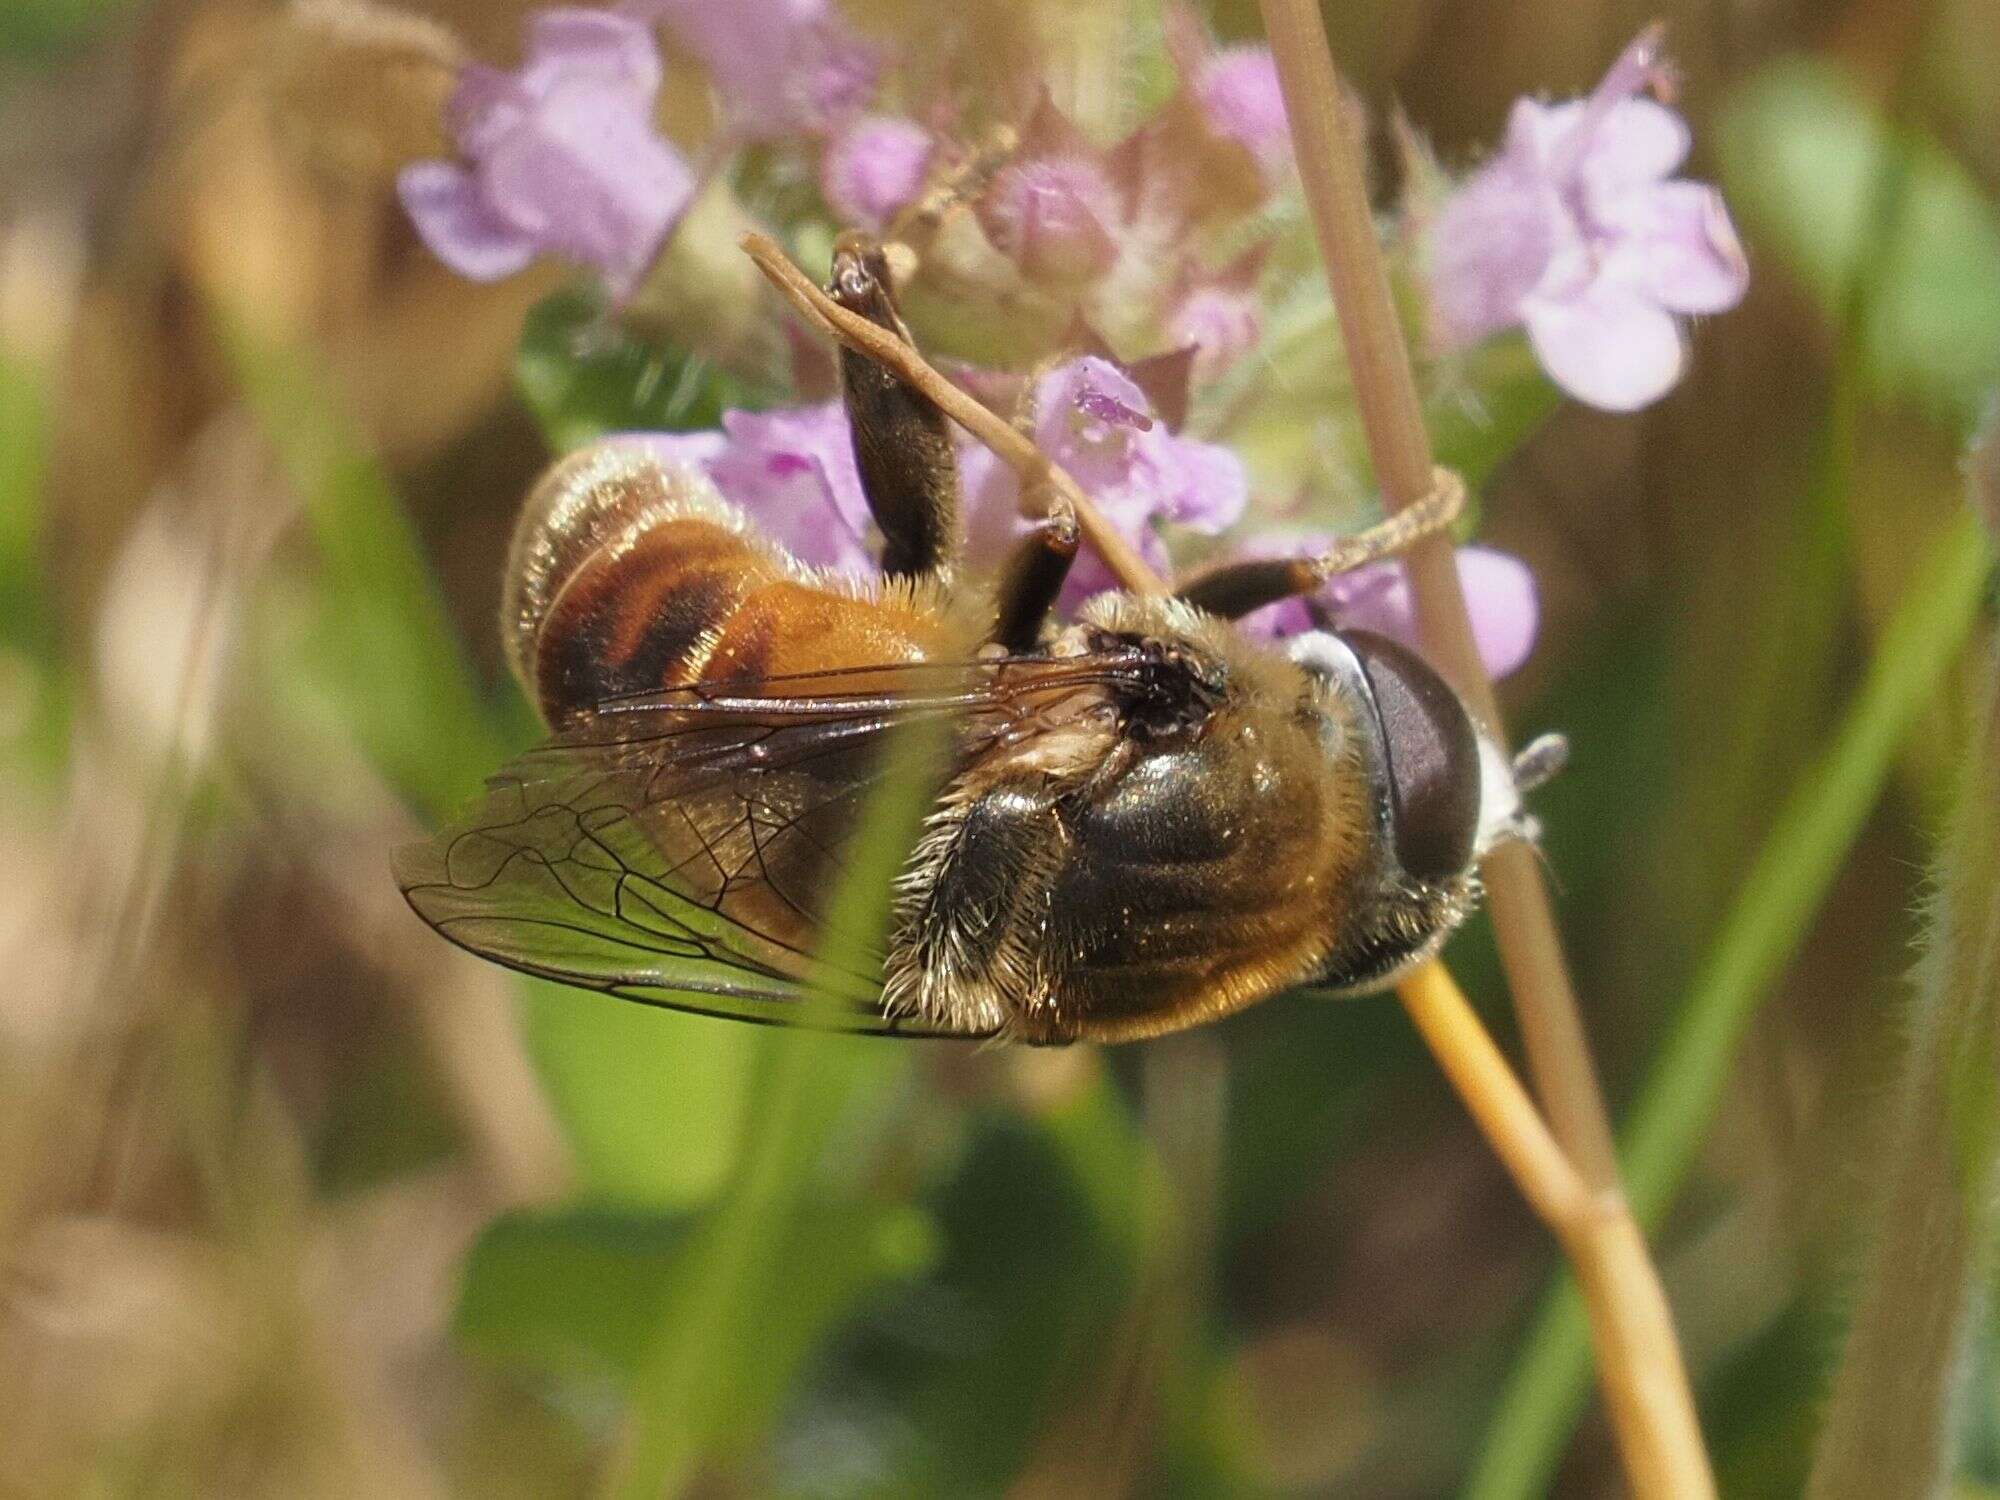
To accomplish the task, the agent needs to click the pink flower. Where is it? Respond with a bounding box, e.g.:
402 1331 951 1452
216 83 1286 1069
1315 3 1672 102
609 362 1247 611
820 116 934 231
1236 544 1539 680
1193 46 1292 183
635 0 879 138
1165 285 1259 382
1163 245 1269 384
962 356 1247 606
977 157 1124 285
397 9 695 297
704 403 879 572
1423 27 1748 412
612 404 877 574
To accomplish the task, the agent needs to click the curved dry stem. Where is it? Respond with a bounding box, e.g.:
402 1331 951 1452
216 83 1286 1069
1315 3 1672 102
742 232 1166 597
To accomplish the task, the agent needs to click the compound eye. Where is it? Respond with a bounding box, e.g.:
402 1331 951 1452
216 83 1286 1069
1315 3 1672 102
1343 630 1482 886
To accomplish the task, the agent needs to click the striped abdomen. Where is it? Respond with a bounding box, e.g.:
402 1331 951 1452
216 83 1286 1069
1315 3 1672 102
503 445 952 723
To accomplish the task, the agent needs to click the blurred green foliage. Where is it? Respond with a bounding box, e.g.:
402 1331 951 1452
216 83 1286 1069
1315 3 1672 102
1720 58 2000 423
516 291 779 453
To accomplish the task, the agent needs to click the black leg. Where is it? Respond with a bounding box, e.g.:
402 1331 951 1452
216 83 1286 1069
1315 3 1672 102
990 506 1079 652
1177 470 1468 621
1176 557 1321 621
828 235 959 581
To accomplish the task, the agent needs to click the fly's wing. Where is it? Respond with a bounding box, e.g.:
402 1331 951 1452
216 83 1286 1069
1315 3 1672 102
393 655 1143 1037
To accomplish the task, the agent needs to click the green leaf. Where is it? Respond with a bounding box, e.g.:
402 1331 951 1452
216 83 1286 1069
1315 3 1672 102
0 341 69 779
875 1109 1145 1495
520 992 762 1210
219 321 504 819
515 290 776 452
0 0 138 59
1718 59 2000 419
457 1201 936 1393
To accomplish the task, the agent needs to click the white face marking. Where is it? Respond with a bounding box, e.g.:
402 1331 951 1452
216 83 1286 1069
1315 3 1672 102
1294 629 1528 857
1285 629 1358 680
1473 730 1525 856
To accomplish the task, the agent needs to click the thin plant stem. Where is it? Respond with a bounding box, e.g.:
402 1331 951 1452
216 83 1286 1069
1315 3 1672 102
1396 962 1594 1233
1399 964 1716 1499
1471 509 1996 1500
1805 620 2000 1498
1254 0 1616 1178
1253 0 1714 1495
1260 0 1625 1190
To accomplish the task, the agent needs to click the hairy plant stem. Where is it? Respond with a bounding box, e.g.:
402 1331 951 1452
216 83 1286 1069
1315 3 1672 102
1254 0 1713 1494
1804 479 2000 1500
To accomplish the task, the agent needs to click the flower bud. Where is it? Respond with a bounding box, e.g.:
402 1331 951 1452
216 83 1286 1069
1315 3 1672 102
976 156 1122 285
1193 47 1291 184
821 116 935 232
1166 283 1262 385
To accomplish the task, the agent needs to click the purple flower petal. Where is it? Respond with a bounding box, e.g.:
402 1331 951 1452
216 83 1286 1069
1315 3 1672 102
1149 434 1247 531
1455 547 1540 679
1165 284 1262 384
789 18 879 126
447 64 531 156
1425 154 1559 348
402 8 694 295
1547 24 1674 179
962 357 1245 609
1522 272 1685 412
707 402 877 572
1235 542 1540 679
476 76 693 295
396 159 538 281
640 0 880 137
524 8 662 92
1573 98 1691 194
1420 26 1744 411
1327 547 1539 680
977 157 1121 283
1596 180 1749 315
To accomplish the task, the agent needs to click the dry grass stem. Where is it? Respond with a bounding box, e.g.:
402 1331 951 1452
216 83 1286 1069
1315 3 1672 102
1254 0 1715 1493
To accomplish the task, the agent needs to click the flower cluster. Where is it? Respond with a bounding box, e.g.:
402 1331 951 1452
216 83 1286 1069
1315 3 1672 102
611 356 1247 607
959 357 1247 605
1418 27 1749 411
397 5 1753 680
398 9 694 297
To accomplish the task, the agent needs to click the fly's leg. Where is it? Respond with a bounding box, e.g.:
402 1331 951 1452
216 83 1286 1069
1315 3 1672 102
1174 556 1322 621
827 234 960 582
989 497 1080 652
1176 467 1466 620
888 774 1071 1043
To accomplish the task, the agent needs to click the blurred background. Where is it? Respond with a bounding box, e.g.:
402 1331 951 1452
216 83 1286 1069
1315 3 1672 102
2 0 1997 1494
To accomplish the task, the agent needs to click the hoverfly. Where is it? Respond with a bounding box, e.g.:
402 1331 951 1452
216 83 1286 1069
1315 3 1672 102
396 239 1551 1044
